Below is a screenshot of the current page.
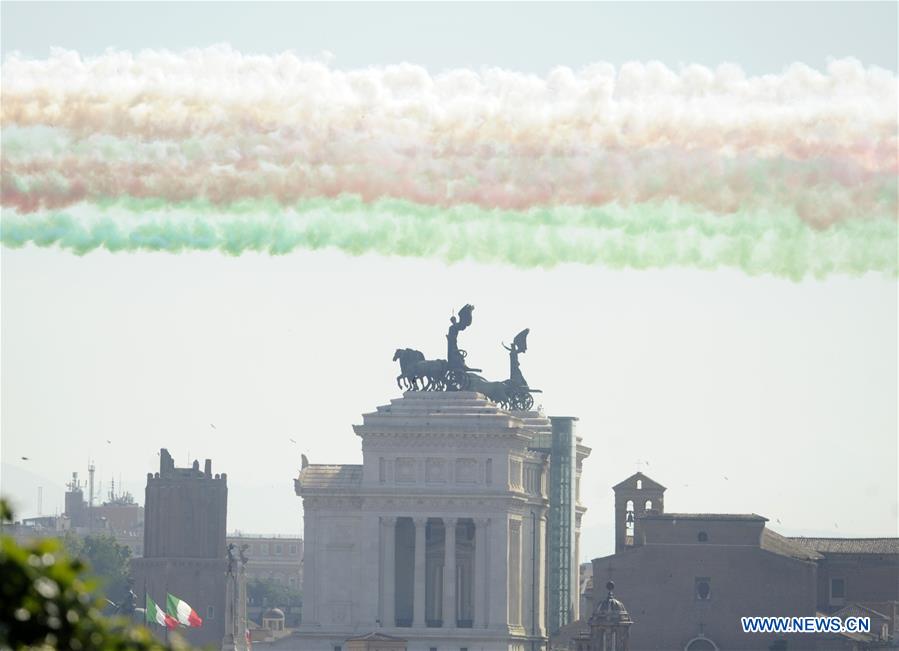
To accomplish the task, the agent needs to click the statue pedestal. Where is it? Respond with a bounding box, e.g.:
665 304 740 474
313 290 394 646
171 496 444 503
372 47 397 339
222 563 249 651
237 565 248 651
222 571 239 651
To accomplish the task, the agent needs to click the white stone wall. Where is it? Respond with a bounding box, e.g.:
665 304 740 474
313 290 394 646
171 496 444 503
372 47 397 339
298 392 555 651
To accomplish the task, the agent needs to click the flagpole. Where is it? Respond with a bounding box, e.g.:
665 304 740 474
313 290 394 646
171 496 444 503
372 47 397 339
164 561 169 645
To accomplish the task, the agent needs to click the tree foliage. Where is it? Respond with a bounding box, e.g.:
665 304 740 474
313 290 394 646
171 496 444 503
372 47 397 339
62 532 132 604
0 499 189 651
246 577 301 609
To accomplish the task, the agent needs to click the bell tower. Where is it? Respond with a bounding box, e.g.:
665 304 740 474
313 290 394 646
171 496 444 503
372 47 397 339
612 473 665 552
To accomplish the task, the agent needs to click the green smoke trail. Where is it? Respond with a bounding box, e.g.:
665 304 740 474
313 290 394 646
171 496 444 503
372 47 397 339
1 195 896 280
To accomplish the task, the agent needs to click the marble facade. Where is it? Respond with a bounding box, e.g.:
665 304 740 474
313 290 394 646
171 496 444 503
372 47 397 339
295 391 590 651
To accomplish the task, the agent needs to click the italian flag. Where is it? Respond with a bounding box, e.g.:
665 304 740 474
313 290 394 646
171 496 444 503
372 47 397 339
146 595 178 629
167 593 203 628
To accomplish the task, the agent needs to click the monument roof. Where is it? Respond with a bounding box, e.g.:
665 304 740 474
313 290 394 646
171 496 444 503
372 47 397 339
787 537 899 554
346 633 407 641
353 391 550 439
297 464 363 489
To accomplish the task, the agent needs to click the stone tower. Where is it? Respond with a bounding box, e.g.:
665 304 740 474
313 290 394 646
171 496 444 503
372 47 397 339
612 473 665 553
131 449 227 647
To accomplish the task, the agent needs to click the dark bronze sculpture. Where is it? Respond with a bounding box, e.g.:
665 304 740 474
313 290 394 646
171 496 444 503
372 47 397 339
226 542 237 576
106 576 141 622
392 305 538 410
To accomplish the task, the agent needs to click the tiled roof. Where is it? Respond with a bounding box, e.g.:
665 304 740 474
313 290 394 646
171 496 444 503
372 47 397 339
787 537 899 554
641 513 767 522
833 603 890 622
297 464 362 489
761 529 822 561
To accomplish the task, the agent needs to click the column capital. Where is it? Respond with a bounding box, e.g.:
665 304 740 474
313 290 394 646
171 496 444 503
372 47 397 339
443 516 458 528
473 517 490 527
382 515 397 526
412 516 428 526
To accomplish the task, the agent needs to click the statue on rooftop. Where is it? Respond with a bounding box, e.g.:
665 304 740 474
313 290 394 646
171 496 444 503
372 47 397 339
504 328 530 388
445 304 480 390
392 305 538 409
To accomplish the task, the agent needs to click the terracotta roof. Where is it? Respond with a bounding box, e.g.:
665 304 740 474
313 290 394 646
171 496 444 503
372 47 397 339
761 529 822 561
787 537 899 554
641 513 767 522
833 603 890 622
612 472 666 491
297 464 362 489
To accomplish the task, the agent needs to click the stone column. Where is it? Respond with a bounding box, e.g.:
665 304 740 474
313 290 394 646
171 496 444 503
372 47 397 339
413 517 427 628
443 518 457 627
222 571 237 651
473 517 489 628
383 517 396 627
237 562 248 651
573 529 581 622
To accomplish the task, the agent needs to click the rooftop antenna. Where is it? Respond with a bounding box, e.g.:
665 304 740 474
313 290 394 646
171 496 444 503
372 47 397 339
88 460 96 532
88 461 96 507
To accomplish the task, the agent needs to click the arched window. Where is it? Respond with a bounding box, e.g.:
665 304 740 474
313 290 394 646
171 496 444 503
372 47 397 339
698 531 708 542
644 500 653 511
695 577 711 601
684 638 718 651
625 499 635 544
636 479 643 489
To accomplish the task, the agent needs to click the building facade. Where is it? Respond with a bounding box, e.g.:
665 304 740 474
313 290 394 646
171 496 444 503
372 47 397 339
295 391 590 651
226 534 303 590
131 449 228 647
591 472 899 651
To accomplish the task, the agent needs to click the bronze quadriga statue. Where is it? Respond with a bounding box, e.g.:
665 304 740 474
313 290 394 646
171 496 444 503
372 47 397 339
393 304 539 411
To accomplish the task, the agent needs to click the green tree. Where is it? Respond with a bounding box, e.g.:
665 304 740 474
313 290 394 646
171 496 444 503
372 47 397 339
246 577 302 626
246 578 301 608
63 532 132 604
0 499 189 650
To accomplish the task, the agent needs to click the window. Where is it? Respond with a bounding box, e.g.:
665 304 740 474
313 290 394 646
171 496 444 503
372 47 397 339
430 647 438 651
695 577 711 601
207 605 215 620
830 578 846 600
625 499 635 545
645 500 653 511
485 458 493 485
289 544 298 554
636 479 642 489
276 544 283 555
334 646 342 651
698 531 708 542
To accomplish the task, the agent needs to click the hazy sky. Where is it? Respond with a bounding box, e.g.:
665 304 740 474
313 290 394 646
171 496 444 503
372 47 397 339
2 2 897 559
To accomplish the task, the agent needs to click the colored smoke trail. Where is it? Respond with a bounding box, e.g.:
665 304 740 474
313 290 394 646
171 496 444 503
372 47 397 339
2 197 895 279
1 47 897 277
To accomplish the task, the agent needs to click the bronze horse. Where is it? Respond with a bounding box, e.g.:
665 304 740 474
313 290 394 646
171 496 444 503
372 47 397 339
393 348 447 391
